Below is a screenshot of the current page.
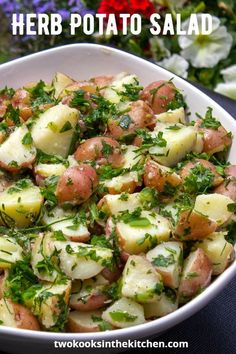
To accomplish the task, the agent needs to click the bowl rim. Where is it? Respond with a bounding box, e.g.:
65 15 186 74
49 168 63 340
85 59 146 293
0 43 235 341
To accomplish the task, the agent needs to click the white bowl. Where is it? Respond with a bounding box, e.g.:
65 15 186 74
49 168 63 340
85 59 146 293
0 44 235 354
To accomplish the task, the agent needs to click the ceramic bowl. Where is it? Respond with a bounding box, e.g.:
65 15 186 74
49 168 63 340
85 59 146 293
0 44 235 354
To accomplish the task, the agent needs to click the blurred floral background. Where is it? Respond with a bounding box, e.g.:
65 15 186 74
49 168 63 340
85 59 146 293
0 0 236 100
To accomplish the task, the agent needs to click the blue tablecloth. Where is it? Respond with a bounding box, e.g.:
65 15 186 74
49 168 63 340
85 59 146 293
0 87 236 354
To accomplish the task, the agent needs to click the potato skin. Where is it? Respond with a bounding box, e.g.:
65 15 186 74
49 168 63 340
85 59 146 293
214 164 236 200
180 159 223 187
140 80 176 114
144 159 181 193
56 165 98 205
175 210 217 240
63 81 97 94
214 180 236 200
225 165 236 177
70 292 108 312
107 100 155 139
179 248 212 302
0 157 36 174
11 301 40 331
11 89 33 121
92 75 114 89
74 137 124 168
195 119 232 154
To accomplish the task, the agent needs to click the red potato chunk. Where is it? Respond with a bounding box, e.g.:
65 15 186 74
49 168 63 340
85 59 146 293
214 164 236 200
107 100 155 139
179 248 212 303
180 159 223 187
13 302 40 330
225 165 236 177
70 291 108 312
63 81 97 95
56 165 98 205
144 159 181 193
140 80 176 114
174 210 217 240
92 75 114 89
74 137 124 168
214 180 236 200
11 89 32 121
195 119 232 154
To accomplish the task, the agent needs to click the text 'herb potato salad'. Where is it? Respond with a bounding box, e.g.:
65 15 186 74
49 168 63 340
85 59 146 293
0 72 235 332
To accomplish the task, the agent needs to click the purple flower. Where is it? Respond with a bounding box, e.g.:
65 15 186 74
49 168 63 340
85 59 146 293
0 0 94 17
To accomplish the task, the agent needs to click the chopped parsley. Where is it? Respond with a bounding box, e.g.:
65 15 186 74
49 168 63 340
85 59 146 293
22 132 33 146
117 78 143 102
109 310 137 322
183 164 214 194
136 129 167 152
7 179 32 194
152 254 175 267
28 80 54 107
4 104 20 126
167 91 187 110
198 107 221 130
59 121 72 133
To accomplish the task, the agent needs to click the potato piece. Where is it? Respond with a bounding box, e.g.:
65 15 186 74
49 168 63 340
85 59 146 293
0 183 43 228
107 100 154 139
140 80 176 114
144 159 181 193
102 297 146 328
197 232 234 275
121 255 163 303
0 299 40 330
92 75 114 89
200 124 232 155
214 180 236 200
225 165 236 177
180 159 223 187
31 233 60 282
104 73 138 104
116 210 171 254
52 72 74 99
0 125 36 172
31 103 79 158
103 171 140 194
42 206 90 242
174 210 217 241
179 248 212 303
149 125 196 167
56 165 98 205
146 241 183 288
144 289 178 318
34 163 66 179
192 131 204 153
194 193 234 226
23 280 71 330
0 270 8 299
70 275 109 311
74 137 124 168
0 236 23 268
98 193 141 216
56 241 113 280
100 145 143 194
122 145 144 169
67 310 110 332
155 107 186 124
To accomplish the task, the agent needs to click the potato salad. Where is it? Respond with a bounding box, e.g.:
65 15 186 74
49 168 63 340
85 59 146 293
0 72 235 333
